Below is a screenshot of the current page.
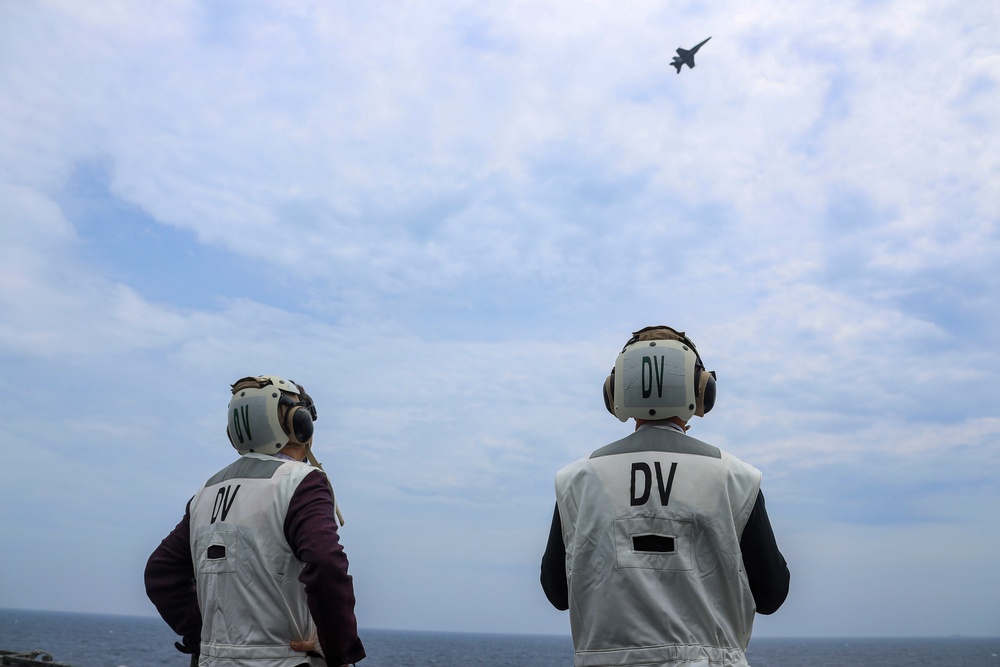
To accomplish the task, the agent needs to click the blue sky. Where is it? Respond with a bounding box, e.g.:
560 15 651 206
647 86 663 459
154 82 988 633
1 0 998 640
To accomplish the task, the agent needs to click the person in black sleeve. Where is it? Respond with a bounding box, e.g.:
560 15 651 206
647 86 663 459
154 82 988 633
540 326 789 667
145 375 365 667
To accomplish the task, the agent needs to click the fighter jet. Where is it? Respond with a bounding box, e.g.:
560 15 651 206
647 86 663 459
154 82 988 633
671 37 711 73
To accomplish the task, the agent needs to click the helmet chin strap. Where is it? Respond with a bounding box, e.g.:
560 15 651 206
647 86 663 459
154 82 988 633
305 446 345 527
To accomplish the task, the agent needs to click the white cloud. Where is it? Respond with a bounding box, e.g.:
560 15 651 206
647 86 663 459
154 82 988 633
1 0 998 638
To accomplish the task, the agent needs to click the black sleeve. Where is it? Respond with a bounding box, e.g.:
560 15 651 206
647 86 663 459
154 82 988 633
739 491 790 615
540 503 569 611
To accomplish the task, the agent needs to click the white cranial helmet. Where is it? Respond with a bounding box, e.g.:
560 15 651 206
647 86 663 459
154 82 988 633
603 326 717 422
226 375 316 455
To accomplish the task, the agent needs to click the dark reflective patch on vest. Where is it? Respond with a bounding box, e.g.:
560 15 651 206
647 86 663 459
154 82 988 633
632 534 675 553
206 456 285 486
207 544 227 560
590 427 721 460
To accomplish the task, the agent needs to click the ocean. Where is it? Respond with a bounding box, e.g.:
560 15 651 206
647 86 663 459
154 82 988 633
1 609 998 667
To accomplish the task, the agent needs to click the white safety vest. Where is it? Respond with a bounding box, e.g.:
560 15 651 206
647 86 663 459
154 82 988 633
189 453 325 667
555 425 762 667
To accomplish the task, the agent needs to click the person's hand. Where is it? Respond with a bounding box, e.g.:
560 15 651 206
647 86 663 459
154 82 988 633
290 639 321 653
290 639 348 664
174 638 199 655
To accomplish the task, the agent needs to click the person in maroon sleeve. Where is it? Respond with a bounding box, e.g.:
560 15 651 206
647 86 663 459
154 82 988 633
145 375 365 667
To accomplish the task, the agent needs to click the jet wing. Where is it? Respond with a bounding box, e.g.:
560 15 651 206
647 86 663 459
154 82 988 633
676 47 690 57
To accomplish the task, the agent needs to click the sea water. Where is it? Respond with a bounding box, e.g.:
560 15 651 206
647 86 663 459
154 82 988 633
1 609 998 667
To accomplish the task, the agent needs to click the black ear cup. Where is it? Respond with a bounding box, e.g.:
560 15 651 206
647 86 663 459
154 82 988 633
695 368 717 416
702 375 716 414
279 391 316 445
287 407 315 444
603 369 616 417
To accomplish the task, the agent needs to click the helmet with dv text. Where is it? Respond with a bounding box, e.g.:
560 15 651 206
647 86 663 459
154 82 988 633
602 325 717 422
226 375 317 455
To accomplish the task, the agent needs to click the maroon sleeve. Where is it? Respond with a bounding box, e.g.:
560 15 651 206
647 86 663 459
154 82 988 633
143 501 202 648
285 470 366 664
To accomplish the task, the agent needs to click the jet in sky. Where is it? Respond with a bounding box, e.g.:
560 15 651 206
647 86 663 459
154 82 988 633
671 37 711 73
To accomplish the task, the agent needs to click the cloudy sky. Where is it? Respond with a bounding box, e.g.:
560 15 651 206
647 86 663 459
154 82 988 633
2 0 998 641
